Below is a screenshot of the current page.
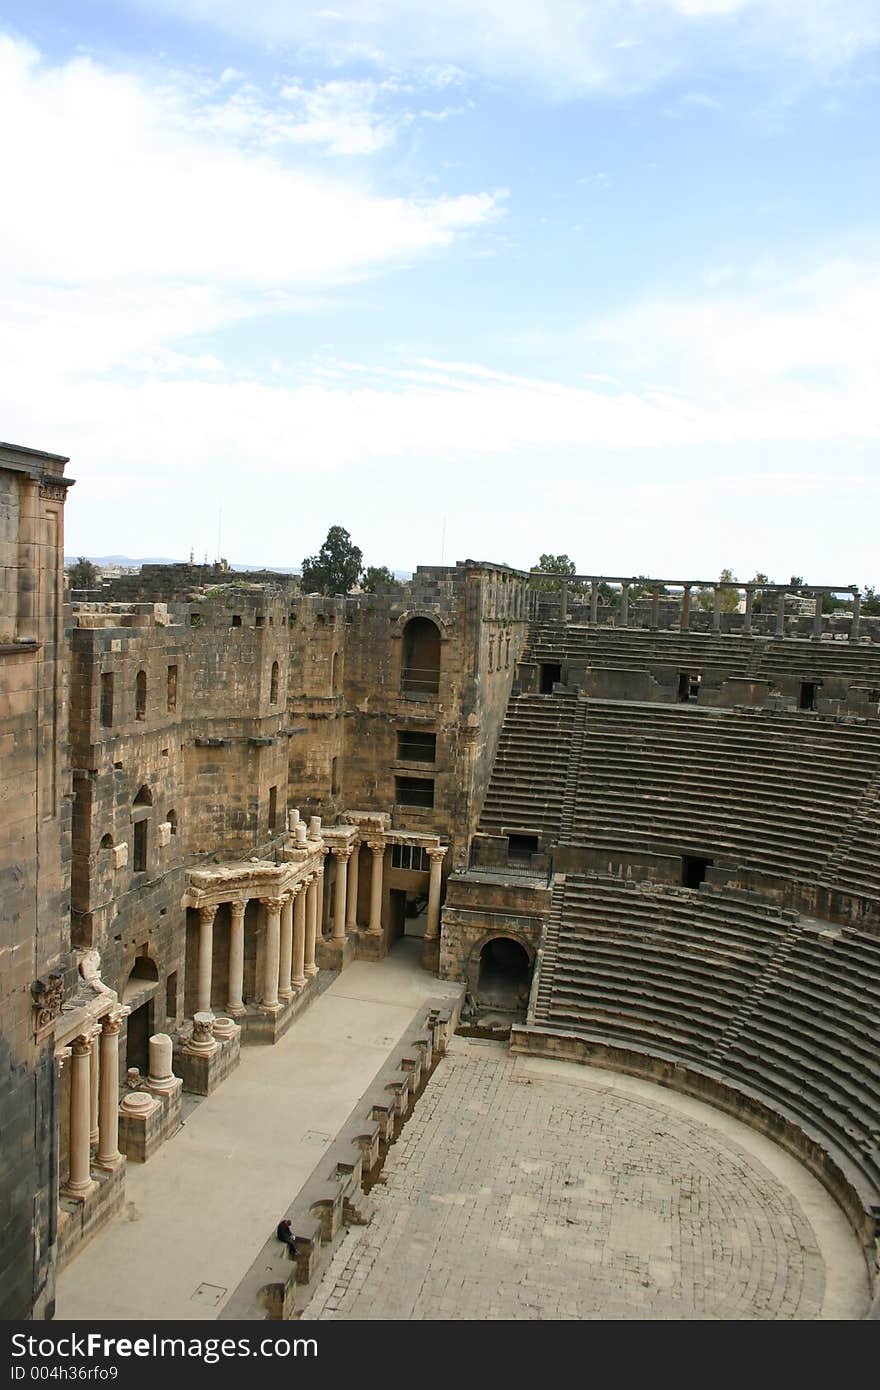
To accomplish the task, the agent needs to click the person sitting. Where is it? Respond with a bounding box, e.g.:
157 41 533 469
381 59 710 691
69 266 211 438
276 1219 297 1254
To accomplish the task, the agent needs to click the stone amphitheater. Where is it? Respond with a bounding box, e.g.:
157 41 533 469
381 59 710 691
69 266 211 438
3 440 879 1321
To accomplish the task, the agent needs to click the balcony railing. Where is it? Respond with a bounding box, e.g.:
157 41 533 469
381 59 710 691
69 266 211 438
401 666 440 696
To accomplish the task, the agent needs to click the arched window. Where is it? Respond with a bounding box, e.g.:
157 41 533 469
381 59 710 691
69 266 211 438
135 670 147 721
133 784 152 806
132 785 151 873
401 617 441 696
100 833 114 849
270 660 279 704
166 809 178 836
331 650 340 694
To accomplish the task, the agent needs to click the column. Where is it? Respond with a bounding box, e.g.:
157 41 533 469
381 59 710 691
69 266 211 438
425 846 447 942
590 580 598 624
332 848 350 941
96 1010 125 1170
776 590 786 637
65 1036 94 1195
713 585 722 633
89 1029 100 1146
559 579 568 621
346 844 360 931
197 903 216 1015
743 586 753 636
260 897 283 1010
651 587 660 629
279 892 294 999
292 881 307 989
680 585 691 632
620 583 629 628
226 899 246 1016
368 840 385 935
317 862 327 936
304 875 319 977
813 594 824 640
851 591 861 643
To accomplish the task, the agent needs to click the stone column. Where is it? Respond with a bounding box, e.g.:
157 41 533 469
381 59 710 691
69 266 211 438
292 881 307 989
304 875 319 977
713 585 723 633
147 1034 175 1092
650 587 660 629
332 848 350 941
65 1036 94 1195
89 1028 100 1146
813 594 824 640
851 591 861 643
346 844 360 931
96 1010 126 1171
317 860 327 935
368 840 385 935
197 904 217 1015
260 897 284 1011
279 892 295 1000
559 579 568 621
590 580 599 624
680 585 691 632
620 584 629 628
425 846 447 942
776 590 786 637
226 899 246 1016
743 586 753 636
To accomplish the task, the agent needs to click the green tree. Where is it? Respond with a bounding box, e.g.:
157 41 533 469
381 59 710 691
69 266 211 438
530 554 586 595
300 526 363 595
67 557 99 589
861 585 880 616
361 565 402 593
749 571 769 614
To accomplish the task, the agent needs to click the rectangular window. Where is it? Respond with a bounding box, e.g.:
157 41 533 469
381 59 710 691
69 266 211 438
268 785 278 830
165 971 178 1020
395 776 434 809
508 833 539 863
167 664 178 712
397 730 437 763
100 672 114 727
133 818 147 873
391 844 429 871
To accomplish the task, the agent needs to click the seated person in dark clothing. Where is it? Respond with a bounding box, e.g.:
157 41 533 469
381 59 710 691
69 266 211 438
276 1219 297 1251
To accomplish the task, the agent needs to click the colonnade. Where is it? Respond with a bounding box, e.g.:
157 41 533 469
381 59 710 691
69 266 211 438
60 1007 127 1200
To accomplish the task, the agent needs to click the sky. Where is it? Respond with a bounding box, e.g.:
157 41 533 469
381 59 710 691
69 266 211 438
1 1 878 585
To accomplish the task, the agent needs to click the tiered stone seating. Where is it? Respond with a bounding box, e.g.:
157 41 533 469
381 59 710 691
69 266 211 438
530 875 880 1216
757 639 880 685
526 623 755 675
537 876 791 1065
568 700 880 883
478 691 578 839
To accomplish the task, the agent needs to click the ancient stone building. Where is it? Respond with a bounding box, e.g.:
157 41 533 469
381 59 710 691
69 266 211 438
0 442 73 1320
3 446 880 1318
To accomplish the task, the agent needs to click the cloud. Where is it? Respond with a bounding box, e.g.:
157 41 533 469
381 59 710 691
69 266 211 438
0 34 497 377
127 0 880 95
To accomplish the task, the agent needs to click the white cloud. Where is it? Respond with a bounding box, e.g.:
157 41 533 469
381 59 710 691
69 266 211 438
129 0 880 95
0 34 497 378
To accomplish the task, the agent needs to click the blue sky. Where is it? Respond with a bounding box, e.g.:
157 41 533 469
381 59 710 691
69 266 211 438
1 1 878 584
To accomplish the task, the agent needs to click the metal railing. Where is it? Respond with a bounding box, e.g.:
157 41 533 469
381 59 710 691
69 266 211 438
401 665 440 695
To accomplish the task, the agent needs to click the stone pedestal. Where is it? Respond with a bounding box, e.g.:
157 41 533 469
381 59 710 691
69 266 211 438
315 930 357 971
118 1091 164 1164
179 1012 241 1095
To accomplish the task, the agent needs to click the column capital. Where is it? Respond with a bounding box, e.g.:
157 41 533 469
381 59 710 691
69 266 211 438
101 1007 129 1036
197 903 218 925
367 839 386 857
331 845 353 862
70 1033 93 1057
426 845 447 865
313 865 325 882
259 895 285 912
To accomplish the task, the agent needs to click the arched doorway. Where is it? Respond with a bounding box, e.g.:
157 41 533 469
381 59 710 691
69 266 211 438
476 937 531 1010
401 617 441 695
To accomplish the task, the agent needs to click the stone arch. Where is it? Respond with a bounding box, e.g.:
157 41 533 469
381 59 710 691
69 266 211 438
270 660 279 704
133 784 152 807
466 930 535 1010
400 616 442 696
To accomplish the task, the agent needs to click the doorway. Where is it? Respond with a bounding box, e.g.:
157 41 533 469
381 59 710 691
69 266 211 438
682 855 712 889
126 998 154 1075
476 937 531 1009
539 663 562 694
